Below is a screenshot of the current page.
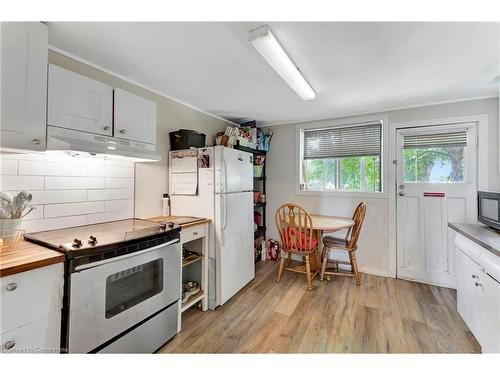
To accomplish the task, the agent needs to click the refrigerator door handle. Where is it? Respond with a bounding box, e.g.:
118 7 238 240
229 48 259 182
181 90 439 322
221 194 227 246
223 159 228 194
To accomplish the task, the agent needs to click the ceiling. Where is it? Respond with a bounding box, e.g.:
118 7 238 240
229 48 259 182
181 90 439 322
48 22 500 125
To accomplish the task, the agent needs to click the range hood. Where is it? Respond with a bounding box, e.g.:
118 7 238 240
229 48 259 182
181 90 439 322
47 126 161 162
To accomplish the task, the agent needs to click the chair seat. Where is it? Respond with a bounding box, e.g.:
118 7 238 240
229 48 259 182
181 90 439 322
322 236 356 251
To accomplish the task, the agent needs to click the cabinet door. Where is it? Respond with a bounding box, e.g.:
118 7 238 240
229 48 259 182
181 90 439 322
1 22 48 151
0 312 60 353
114 88 156 144
455 248 482 339
478 271 500 353
47 64 113 136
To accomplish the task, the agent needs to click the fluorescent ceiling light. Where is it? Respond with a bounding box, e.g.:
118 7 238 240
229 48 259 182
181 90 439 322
249 25 316 101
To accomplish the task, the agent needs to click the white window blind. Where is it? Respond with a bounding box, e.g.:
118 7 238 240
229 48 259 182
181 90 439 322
303 123 382 160
403 131 467 149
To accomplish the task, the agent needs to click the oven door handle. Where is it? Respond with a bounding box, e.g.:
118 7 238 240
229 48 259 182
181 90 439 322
74 238 180 272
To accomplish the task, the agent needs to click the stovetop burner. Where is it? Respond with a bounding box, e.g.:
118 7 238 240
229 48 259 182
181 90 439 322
24 218 180 254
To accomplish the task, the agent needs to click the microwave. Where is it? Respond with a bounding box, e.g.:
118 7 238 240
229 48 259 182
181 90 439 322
478 191 500 231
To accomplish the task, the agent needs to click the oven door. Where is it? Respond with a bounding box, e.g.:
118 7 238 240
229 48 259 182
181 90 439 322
68 240 181 353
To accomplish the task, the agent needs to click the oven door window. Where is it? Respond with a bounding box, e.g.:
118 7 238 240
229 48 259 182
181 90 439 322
105 259 164 319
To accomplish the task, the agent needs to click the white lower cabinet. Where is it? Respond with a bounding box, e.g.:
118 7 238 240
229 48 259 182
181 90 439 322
0 313 61 353
455 235 500 353
0 263 64 353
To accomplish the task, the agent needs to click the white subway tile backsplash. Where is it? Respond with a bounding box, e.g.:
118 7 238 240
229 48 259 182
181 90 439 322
89 165 134 178
105 199 134 212
87 208 134 225
23 215 87 232
0 159 18 175
19 160 88 176
30 190 88 205
45 176 105 190
104 177 134 189
44 201 105 218
0 176 44 190
88 189 134 201
1 152 135 232
23 205 44 221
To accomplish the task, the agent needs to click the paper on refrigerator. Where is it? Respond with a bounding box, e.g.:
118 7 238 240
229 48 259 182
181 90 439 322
170 149 198 195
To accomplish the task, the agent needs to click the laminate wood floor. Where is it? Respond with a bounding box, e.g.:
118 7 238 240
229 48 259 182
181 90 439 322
159 261 480 353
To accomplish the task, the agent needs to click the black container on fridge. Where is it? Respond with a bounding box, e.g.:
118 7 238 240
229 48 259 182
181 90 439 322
169 129 206 150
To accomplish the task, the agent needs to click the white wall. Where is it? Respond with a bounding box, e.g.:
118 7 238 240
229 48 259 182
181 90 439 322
48 50 229 220
0 152 134 232
265 97 499 277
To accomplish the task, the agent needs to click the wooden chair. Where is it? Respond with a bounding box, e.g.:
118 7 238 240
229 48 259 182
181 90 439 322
320 202 367 286
275 203 318 291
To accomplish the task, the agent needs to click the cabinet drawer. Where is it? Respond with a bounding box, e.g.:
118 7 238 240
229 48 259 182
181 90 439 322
180 224 206 244
0 263 63 333
0 312 60 353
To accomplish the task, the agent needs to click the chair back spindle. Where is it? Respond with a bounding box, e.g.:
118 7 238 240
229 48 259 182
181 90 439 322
275 203 315 253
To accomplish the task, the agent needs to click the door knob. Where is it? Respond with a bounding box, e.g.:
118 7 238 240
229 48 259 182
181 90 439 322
119 129 126 134
4 341 15 351
32 138 40 145
6 283 17 291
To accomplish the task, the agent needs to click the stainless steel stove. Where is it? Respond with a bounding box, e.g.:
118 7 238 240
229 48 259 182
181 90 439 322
25 218 182 353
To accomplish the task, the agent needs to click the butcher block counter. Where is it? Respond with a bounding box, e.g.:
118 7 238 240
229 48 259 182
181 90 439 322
147 216 211 229
0 240 64 278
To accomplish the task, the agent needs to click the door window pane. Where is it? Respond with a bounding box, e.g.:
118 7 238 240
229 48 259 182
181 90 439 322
105 259 163 319
403 146 465 183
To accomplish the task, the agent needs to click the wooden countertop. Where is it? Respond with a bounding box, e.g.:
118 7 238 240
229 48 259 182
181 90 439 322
0 240 64 278
147 216 211 229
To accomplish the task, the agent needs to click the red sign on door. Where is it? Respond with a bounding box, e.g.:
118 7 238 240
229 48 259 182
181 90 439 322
423 192 445 197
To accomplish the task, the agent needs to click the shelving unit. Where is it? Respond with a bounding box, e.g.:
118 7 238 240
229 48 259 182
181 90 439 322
235 142 267 262
181 289 205 312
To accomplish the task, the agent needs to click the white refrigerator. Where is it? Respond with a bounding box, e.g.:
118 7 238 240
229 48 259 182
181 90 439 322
169 146 255 307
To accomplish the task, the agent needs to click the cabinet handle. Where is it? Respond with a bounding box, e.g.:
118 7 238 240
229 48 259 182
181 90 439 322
6 283 17 291
119 129 126 134
32 139 40 145
475 282 483 287
103 126 110 131
472 274 479 279
4 341 15 351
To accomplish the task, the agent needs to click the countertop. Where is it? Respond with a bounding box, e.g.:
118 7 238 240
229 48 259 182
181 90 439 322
448 223 500 258
0 240 64 278
147 216 211 229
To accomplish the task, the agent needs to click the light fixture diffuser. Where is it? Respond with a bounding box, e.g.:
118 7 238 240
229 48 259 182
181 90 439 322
249 25 316 101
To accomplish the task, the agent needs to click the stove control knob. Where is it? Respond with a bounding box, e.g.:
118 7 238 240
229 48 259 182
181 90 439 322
160 222 167 230
168 222 175 229
72 238 82 248
88 235 97 246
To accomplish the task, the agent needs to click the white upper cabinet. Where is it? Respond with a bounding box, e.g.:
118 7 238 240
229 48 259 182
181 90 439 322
47 64 113 136
114 88 156 144
1 22 48 151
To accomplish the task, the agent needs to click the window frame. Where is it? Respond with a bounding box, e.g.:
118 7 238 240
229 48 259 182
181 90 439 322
295 115 388 198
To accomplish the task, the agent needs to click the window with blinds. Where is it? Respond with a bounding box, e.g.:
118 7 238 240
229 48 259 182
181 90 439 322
402 130 467 183
301 123 382 192
403 131 467 149
303 123 382 159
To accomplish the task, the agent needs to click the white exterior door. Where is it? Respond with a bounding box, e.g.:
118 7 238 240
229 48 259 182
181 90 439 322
47 64 113 136
215 146 253 193
396 123 477 287
215 191 254 305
